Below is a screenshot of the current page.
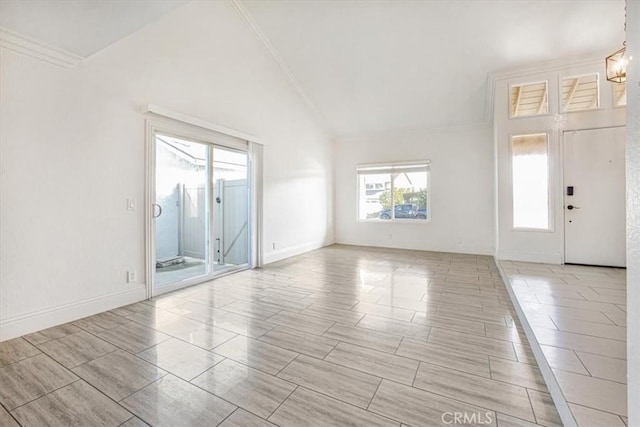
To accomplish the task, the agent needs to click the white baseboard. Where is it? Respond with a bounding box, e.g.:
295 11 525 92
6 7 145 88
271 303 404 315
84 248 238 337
335 238 495 257
0 285 146 342
263 239 333 265
497 251 563 265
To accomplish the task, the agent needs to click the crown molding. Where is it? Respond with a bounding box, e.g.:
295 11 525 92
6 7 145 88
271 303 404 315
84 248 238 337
0 27 83 68
230 0 334 139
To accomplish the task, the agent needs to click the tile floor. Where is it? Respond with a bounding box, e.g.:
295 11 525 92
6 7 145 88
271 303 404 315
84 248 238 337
500 260 627 426
0 245 561 426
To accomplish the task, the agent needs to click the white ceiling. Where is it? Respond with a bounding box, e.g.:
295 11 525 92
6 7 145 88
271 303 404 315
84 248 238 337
0 0 189 57
243 0 624 137
0 0 625 137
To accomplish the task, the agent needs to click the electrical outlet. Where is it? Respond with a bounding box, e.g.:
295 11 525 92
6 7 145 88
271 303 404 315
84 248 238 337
127 270 137 283
272 242 276 250
127 198 136 211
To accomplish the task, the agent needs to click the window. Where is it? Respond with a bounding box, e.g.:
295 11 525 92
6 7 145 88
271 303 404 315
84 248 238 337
510 81 549 117
613 82 626 107
357 162 430 221
511 134 550 230
561 73 599 112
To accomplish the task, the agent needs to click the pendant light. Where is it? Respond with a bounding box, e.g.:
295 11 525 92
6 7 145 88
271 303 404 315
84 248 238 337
606 0 631 83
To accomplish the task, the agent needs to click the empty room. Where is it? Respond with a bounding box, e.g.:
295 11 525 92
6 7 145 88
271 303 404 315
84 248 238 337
0 1 638 426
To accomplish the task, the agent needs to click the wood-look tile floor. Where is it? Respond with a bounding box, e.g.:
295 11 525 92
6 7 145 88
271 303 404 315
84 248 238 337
0 245 561 426
500 261 628 426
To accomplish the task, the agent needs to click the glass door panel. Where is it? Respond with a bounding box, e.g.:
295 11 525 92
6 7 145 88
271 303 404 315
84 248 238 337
154 134 211 288
212 147 249 273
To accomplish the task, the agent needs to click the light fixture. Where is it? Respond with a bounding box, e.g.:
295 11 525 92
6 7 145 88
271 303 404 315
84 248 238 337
606 0 631 83
606 44 629 83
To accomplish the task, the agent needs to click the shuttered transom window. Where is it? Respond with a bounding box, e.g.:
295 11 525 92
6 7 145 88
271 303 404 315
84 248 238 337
510 81 549 117
613 82 627 107
561 73 600 112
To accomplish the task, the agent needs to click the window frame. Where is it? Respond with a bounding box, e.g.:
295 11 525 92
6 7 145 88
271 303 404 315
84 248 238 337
356 161 431 224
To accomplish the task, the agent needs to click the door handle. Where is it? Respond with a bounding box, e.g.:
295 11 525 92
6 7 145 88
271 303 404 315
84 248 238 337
152 203 163 218
567 205 580 210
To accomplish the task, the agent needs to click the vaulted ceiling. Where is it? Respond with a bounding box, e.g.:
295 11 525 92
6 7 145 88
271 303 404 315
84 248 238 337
0 0 625 138
242 0 624 137
0 0 189 57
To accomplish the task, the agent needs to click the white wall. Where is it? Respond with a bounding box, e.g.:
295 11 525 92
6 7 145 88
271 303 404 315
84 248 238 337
626 1 639 424
0 1 333 340
494 59 625 264
334 125 495 255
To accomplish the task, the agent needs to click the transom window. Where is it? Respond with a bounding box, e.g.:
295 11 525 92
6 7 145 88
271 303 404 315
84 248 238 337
357 162 430 222
613 82 627 107
510 81 549 117
561 73 600 112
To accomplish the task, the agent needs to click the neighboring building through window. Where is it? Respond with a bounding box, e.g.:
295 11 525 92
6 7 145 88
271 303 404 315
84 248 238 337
357 162 430 221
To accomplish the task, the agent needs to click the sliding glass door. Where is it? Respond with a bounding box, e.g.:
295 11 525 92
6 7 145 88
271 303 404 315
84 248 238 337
152 134 250 294
212 147 249 273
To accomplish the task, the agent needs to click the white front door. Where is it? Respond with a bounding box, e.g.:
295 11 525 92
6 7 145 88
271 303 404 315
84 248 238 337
563 127 626 267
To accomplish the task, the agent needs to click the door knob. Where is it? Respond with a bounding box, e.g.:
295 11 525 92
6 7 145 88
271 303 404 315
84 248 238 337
567 205 580 210
152 203 163 218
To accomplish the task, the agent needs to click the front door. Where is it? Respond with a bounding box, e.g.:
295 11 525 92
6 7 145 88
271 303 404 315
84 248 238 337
563 127 626 267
